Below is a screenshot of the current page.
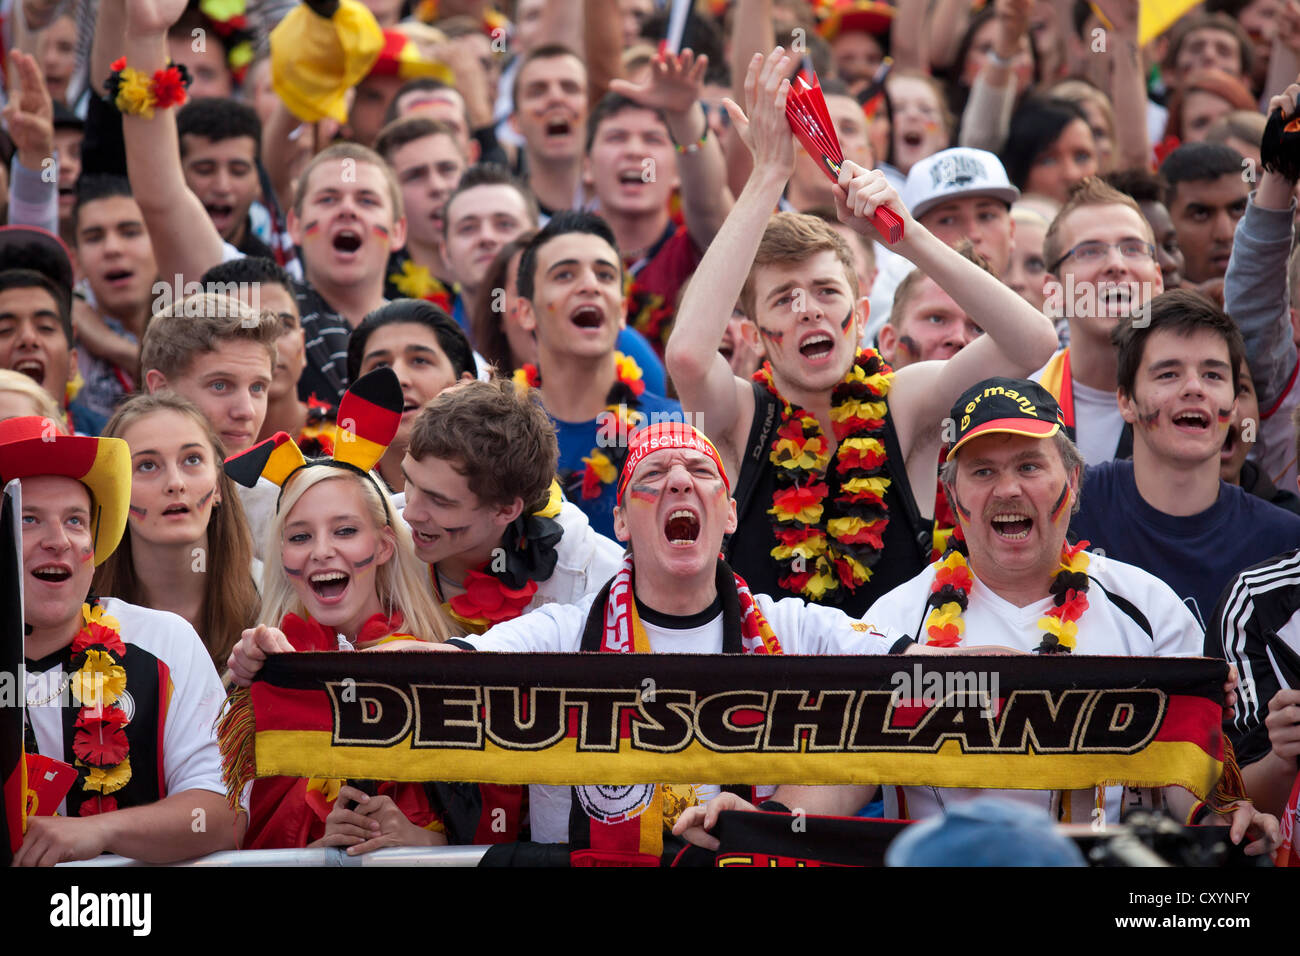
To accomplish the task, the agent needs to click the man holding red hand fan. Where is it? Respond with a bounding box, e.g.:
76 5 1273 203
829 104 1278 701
666 46 1061 617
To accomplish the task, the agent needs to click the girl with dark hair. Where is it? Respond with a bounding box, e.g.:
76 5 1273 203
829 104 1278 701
1002 97 1098 203
469 233 537 373
944 2 1038 134
95 392 259 673
345 299 477 492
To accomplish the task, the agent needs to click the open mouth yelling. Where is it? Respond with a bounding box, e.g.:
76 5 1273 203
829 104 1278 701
799 332 835 361
206 202 235 230
310 570 350 602
544 116 573 140
31 563 73 584
664 508 701 547
332 229 363 256
1222 423 1239 461
901 130 923 149
104 268 135 288
1172 409 1210 432
12 358 45 384
1098 283 1135 312
990 512 1033 540
571 305 605 330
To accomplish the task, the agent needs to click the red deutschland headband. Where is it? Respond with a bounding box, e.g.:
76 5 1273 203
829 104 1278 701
616 422 729 506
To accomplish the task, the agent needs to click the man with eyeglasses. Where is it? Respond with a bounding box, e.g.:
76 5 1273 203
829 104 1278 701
1033 177 1165 466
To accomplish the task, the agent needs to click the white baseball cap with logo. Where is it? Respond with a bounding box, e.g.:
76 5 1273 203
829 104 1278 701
902 147 1021 220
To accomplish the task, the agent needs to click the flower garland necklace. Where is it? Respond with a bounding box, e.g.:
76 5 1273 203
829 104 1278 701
756 348 894 602
67 601 132 815
923 529 1092 653
513 352 646 500
388 256 456 314
434 480 565 634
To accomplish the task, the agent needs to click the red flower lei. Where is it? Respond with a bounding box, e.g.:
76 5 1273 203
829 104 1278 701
755 349 894 602
447 571 538 630
68 602 131 816
433 482 565 634
513 351 646 500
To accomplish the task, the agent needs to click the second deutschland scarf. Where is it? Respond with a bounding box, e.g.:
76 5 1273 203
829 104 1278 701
566 556 780 865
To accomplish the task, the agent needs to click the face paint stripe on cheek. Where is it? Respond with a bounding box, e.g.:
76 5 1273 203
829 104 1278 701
1217 408 1232 424
128 505 147 518
196 489 215 510
283 564 304 577
840 308 854 336
758 327 784 344
1049 483 1070 522
951 492 972 521
371 225 390 242
303 221 322 239
352 553 376 569
628 486 660 503
1138 408 1160 429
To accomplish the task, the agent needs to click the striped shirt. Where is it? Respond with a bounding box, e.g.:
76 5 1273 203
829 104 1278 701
1206 549 1300 768
293 279 351 406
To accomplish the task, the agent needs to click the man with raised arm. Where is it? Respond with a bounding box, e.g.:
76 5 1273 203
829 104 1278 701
665 47 1060 617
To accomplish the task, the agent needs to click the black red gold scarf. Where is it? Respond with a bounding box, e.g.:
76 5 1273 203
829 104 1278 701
567 556 780 866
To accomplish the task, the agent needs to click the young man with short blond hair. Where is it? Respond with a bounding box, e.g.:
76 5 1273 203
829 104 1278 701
667 48 1059 616
140 293 280 456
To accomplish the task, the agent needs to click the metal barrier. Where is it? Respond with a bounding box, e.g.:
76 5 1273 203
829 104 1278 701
63 845 491 867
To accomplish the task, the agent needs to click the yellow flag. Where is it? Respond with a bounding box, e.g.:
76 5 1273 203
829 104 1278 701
1138 0 1201 47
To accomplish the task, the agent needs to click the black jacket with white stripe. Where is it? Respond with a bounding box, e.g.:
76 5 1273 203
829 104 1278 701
1206 549 1300 767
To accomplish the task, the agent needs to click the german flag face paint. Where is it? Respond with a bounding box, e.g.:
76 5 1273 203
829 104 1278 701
1049 483 1070 523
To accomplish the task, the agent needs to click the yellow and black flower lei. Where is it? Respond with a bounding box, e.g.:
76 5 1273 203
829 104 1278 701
756 349 893 602
922 529 1091 654
513 352 646 501
68 601 132 815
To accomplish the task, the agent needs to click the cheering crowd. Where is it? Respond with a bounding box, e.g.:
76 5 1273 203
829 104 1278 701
1 0 1299 866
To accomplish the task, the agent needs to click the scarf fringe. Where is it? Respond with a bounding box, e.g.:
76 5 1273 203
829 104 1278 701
1211 737 1247 807
217 688 256 810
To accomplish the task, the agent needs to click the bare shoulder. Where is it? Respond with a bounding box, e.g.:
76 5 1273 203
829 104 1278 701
715 375 757 478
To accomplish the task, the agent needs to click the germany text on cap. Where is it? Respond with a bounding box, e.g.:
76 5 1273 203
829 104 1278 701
948 378 1065 456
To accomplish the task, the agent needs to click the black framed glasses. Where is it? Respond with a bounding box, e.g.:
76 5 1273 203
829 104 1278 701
1049 239 1156 273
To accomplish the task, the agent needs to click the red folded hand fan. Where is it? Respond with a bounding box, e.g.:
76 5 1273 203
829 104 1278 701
784 72 903 244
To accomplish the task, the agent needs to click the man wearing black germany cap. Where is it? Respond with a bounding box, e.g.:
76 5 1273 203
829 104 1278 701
675 377 1278 853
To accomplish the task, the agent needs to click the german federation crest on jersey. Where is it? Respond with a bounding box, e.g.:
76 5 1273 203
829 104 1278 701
575 784 656 824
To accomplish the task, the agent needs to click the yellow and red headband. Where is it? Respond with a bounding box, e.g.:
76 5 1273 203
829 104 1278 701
616 422 729 506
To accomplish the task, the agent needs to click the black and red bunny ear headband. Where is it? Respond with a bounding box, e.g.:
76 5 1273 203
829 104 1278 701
223 366 404 514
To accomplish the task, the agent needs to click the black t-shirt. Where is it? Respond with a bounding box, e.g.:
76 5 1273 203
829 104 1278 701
726 382 931 618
